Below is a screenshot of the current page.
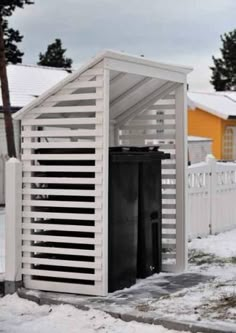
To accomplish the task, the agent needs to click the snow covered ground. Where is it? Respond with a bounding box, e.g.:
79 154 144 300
0 294 186 333
0 209 236 331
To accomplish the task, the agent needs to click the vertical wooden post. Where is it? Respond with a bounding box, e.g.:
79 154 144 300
102 67 110 295
4 158 22 294
175 83 188 272
206 154 216 235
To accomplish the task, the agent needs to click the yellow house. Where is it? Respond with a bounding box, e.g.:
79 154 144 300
188 92 236 160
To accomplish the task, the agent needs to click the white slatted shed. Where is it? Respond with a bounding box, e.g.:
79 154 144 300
13 50 192 296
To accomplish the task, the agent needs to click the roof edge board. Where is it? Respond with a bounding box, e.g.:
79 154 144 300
104 50 192 74
104 57 187 83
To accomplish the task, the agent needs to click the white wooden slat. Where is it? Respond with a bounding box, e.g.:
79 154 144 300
162 223 176 229
121 124 175 130
22 257 102 269
22 211 102 221
66 80 103 89
162 204 176 209
162 194 176 199
162 214 176 219
22 268 101 281
162 243 176 249
22 129 103 138
22 199 101 209
162 233 176 239
25 280 102 296
163 253 176 260
22 245 101 257
21 141 103 149
22 223 102 233
159 144 175 150
22 117 102 126
150 104 175 110
23 177 102 185
162 184 176 189
22 153 102 161
48 92 103 102
22 188 102 197
22 165 102 173
30 105 103 115
162 164 176 170
162 174 176 179
136 114 175 121
120 133 175 140
22 234 102 245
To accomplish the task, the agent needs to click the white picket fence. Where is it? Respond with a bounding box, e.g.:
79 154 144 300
188 155 236 239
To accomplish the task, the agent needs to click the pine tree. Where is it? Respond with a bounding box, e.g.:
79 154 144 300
38 39 73 68
0 1 33 157
210 29 236 91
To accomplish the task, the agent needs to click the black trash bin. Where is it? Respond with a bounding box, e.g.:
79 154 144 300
137 146 170 278
108 147 139 292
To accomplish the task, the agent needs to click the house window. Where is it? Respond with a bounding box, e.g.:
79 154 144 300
223 127 234 160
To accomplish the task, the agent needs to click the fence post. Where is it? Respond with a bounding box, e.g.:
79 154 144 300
205 154 216 235
4 158 22 294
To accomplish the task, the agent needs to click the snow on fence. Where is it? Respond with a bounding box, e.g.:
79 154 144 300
188 155 236 239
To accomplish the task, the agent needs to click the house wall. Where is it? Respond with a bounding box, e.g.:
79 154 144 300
188 108 222 159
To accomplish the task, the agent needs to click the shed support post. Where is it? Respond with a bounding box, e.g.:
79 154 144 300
4 158 22 294
175 83 188 272
205 154 216 235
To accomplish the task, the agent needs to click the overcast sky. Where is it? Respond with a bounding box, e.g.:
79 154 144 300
9 0 236 91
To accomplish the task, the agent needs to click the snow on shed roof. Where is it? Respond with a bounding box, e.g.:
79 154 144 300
0 64 70 109
13 49 192 121
188 91 236 120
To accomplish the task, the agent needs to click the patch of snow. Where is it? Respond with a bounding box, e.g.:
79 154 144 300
0 294 187 333
189 228 236 258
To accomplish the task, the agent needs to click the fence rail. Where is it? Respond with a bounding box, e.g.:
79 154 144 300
188 155 236 239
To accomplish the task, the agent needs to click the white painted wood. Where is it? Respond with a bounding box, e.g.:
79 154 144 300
22 176 102 184
22 269 102 281
22 257 102 269
66 80 104 89
22 117 102 126
22 153 102 161
5 158 22 282
22 199 102 209
174 84 187 273
22 129 103 138
22 234 102 245
48 92 103 102
22 245 101 256
22 211 102 220
30 105 103 115
22 165 102 172
22 141 103 149
22 222 102 232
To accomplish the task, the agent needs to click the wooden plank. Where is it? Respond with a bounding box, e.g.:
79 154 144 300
30 105 103 114
22 188 102 197
149 104 175 110
66 80 103 89
162 243 176 249
162 233 176 239
22 222 102 233
162 264 177 273
22 199 101 209
162 184 176 189
121 124 175 130
136 114 175 120
22 141 103 149
162 194 176 199
22 234 102 245
162 223 176 229
23 176 102 185
119 133 175 140
162 174 176 179
22 268 101 281
80 68 104 77
22 245 101 256
48 92 103 102
22 211 102 220
24 280 102 296
22 117 102 126
22 153 102 161
22 165 102 172
162 164 176 170
22 129 103 138
22 257 102 269
162 204 176 209
162 214 176 219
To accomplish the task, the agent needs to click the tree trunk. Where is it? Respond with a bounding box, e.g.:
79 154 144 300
0 15 16 158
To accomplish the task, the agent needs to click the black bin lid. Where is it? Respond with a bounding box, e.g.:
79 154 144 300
109 146 170 162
